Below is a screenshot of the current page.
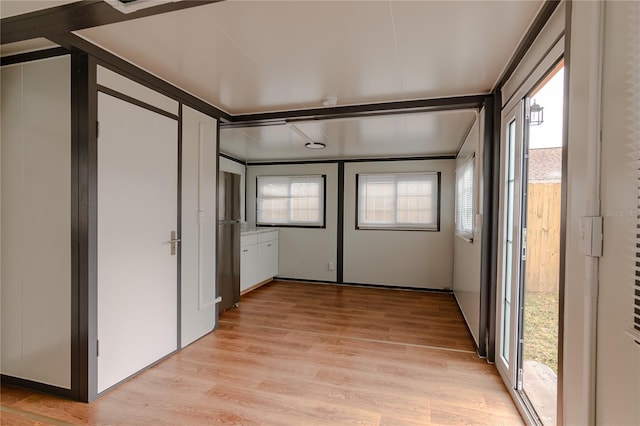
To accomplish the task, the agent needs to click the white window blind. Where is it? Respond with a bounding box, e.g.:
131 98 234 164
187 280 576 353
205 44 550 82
357 172 439 230
455 155 475 242
256 175 325 227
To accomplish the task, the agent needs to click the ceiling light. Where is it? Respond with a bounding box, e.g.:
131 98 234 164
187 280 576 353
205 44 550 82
321 96 338 107
305 142 326 149
290 124 326 150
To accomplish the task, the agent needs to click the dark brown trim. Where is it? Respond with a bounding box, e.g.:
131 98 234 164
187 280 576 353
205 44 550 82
97 85 178 121
343 155 457 163
215 118 222 324
70 53 81 402
493 0 562 91
0 47 69 66
247 155 456 166
501 33 565 110
337 162 345 284
478 95 495 359
176 103 183 350
339 281 453 293
71 52 98 402
1 375 73 400
224 95 487 128
49 33 232 123
219 152 247 166
1 0 222 45
487 90 502 364
275 277 453 293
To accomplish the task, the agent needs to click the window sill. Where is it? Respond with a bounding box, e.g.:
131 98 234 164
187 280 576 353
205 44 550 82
455 233 474 243
356 226 439 232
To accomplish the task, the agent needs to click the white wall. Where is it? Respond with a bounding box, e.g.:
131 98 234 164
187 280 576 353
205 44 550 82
453 114 483 345
564 1 602 423
219 157 246 223
1 56 71 388
343 160 455 289
246 163 338 282
596 1 640 424
181 106 217 348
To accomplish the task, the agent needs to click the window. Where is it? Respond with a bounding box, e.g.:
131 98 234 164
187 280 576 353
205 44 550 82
256 175 325 227
356 172 439 231
455 155 475 242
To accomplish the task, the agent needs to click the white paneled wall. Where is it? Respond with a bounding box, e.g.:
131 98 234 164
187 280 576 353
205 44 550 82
343 160 455 289
596 1 640 424
1 56 72 388
246 163 338 282
181 106 218 348
453 115 483 345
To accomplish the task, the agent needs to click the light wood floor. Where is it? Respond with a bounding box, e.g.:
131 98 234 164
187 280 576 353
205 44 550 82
1 280 523 425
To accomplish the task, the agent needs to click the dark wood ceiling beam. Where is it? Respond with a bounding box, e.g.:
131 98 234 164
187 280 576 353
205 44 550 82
1 0 222 45
51 32 233 123
222 94 489 128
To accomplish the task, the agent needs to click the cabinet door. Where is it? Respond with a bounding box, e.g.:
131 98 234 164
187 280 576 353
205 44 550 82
258 239 279 282
240 244 258 292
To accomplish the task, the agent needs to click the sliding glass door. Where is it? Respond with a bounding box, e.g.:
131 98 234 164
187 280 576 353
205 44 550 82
496 63 564 425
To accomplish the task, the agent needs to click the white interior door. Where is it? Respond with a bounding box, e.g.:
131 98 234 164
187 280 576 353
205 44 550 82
97 92 178 393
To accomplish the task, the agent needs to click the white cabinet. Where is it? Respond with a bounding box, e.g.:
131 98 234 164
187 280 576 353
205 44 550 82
257 234 279 283
241 231 278 293
240 243 258 291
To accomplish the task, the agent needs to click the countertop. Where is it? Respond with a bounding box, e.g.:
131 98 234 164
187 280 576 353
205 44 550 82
240 227 279 236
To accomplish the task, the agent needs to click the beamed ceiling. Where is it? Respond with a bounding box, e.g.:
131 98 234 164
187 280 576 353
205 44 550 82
0 0 546 162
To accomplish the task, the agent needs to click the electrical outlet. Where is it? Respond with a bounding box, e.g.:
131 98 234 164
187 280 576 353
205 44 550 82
328 261 335 271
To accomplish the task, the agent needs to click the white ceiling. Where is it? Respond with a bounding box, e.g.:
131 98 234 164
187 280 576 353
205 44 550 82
76 0 542 115
0 37 59 56
0 0 79 19
221 109 477 162
1 0 543 161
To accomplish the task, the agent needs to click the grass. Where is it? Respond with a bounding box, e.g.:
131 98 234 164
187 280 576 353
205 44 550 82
523 291 559 375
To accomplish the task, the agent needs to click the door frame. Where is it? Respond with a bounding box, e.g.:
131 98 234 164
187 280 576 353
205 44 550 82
496 99 525 389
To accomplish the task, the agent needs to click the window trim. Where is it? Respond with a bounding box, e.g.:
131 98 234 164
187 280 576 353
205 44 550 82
455 153 475 243
355 171 441 232
255 174 327 229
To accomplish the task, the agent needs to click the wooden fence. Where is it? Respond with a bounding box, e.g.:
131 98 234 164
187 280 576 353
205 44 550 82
525 182 561 293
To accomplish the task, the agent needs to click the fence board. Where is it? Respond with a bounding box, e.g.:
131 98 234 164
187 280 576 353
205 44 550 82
525 182 561 293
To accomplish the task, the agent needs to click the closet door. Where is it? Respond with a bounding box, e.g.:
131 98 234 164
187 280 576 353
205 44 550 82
97 92 178 393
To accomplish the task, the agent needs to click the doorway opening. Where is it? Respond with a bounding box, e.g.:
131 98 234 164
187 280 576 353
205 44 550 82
520 61 564 425
496 60 564 425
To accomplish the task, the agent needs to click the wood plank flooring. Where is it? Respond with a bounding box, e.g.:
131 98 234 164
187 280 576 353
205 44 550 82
1 280 522 425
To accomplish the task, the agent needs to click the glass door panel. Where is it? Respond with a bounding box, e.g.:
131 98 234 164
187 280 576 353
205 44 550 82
496 101 524 386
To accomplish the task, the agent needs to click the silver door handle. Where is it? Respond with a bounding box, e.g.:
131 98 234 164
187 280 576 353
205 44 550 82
170 231 181 255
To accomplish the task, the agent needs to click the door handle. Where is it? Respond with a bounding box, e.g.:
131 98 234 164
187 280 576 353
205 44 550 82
170 231 181 255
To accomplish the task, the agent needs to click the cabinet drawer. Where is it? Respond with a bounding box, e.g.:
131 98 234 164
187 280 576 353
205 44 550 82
257 230 278 243
241 234 258 247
